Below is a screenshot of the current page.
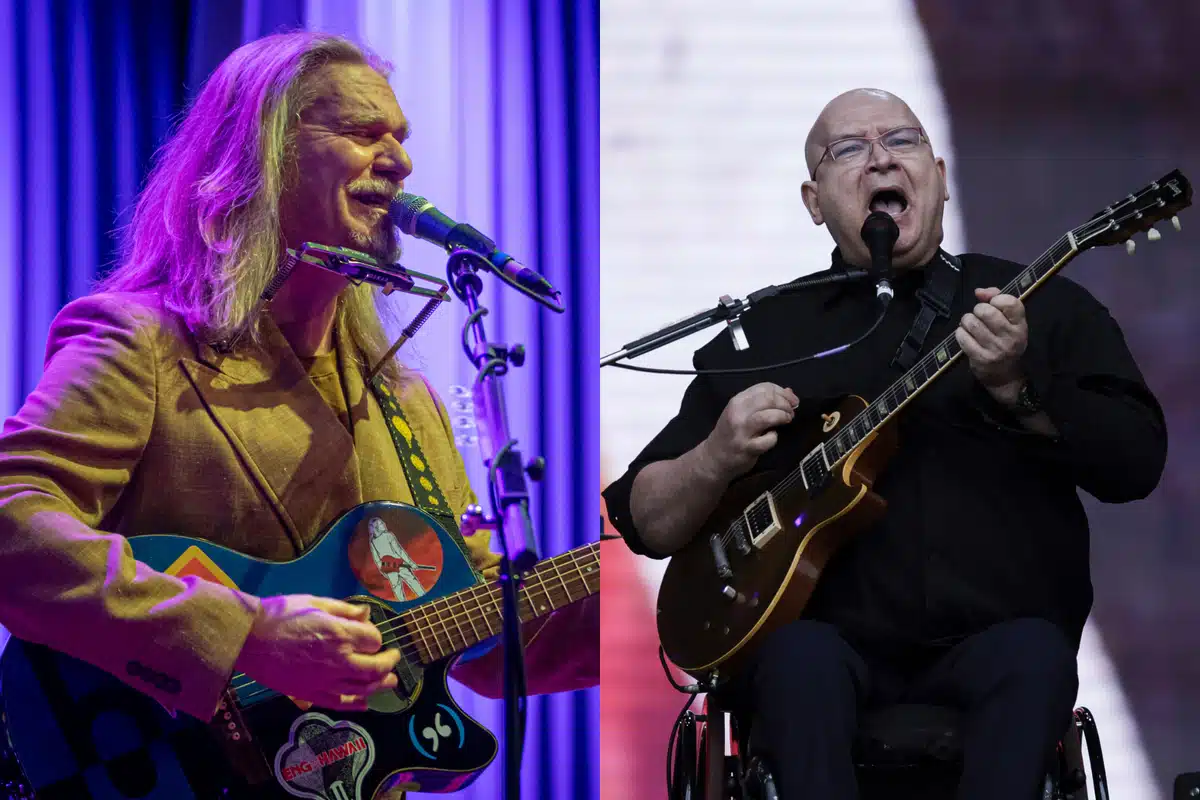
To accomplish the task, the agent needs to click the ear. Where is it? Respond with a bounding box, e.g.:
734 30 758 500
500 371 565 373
801 180 824 226
935 157 949 202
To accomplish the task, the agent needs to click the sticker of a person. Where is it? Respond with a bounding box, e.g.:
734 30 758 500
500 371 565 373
367 517 437 600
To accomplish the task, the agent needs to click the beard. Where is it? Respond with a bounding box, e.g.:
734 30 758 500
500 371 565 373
349 219 403 264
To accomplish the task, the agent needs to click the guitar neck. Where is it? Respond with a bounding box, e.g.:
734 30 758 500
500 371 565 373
401 542 599 665
821 235 1078 466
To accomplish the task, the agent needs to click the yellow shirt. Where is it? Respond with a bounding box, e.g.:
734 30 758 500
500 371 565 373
302 350 351 434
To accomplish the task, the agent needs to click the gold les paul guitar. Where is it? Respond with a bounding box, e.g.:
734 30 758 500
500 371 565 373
656 169 1191 682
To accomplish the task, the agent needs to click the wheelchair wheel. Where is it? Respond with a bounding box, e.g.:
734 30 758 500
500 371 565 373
1074 708 1109 800
741 756 779 800
671 710 700 800
697 725 710 799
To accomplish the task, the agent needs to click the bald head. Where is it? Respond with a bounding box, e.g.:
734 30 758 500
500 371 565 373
804 89 923 177
798 87 949 271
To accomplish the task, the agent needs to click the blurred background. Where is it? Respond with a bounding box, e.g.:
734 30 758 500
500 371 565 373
0 1 597 799
600 1 1200 798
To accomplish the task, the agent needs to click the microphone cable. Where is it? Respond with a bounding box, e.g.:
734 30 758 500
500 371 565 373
661 646 731 799
608 298 891 377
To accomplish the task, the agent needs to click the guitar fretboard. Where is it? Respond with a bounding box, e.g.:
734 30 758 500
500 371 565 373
397 542 599 665
793 235 1077 492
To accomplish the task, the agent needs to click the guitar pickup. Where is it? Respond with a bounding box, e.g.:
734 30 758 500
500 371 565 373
709 532 733 580
745 492 782 549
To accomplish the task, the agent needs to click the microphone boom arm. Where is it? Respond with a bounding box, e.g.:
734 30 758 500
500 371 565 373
600 268 873 367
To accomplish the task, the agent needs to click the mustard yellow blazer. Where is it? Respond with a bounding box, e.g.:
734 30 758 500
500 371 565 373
0 290 499 721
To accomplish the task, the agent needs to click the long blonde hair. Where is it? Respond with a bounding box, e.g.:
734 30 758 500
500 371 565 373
99 31 406 384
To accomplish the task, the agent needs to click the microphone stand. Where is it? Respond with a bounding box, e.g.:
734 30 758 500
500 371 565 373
285 241 548 798
600 268 874 367
446 247 542 800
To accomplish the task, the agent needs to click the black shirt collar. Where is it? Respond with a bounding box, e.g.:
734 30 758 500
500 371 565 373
825 246 948 306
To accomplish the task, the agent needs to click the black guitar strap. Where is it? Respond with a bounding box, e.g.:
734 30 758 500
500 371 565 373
369 375 482 581
891 250 962 370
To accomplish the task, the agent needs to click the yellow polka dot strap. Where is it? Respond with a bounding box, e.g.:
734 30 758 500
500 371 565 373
369 375 478 575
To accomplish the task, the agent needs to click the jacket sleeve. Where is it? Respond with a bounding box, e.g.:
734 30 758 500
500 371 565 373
0 294 261 721
976 277 1167 502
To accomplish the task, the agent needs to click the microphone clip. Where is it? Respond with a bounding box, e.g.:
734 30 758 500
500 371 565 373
860 211 900 310
719 295 750 351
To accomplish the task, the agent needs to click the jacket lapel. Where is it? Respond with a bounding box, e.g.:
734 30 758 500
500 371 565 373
179 315 363 552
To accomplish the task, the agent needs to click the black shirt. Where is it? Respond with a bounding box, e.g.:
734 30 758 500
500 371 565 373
602 249 1167 656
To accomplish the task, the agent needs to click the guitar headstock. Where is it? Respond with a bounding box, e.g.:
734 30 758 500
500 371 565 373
1073 169 1192 255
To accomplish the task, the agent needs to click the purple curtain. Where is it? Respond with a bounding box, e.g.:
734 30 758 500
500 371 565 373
0 1 598 798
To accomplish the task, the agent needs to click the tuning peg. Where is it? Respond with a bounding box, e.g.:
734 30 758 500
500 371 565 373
1126 240 1136 255
1147 228 1162 241
1172 215 1181 231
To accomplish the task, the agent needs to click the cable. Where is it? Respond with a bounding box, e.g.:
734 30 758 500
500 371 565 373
608 304 890 376
659 645 729 799
659 646 710 695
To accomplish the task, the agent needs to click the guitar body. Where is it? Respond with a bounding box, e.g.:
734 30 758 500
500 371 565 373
0 501 498 799
657 395 896 679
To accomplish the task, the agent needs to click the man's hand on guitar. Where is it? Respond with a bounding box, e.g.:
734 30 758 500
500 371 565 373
234 595 401 712
955 287 1029 403
701 382 799 481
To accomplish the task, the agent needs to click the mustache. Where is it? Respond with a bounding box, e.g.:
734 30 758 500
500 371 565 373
346 181 402 199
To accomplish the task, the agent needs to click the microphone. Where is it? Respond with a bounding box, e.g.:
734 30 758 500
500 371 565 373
389 193 563 312
860 211 898 308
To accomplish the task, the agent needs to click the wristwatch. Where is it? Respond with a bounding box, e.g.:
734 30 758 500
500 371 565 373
1010 380 1042 417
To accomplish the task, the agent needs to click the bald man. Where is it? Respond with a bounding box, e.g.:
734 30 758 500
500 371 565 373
603 89 1166 798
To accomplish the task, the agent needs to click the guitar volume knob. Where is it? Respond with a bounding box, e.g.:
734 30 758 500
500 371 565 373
721 585 746 604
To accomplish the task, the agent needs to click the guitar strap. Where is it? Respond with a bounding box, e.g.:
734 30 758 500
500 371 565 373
368 375 483 581
891 250 962 370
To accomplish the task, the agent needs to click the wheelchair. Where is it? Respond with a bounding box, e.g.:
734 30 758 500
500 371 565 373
669 692 1111 800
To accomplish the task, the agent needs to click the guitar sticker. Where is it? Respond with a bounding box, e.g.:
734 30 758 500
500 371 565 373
162 545 240 589
348 511 444 602
273 713 376 800
407 703 466 761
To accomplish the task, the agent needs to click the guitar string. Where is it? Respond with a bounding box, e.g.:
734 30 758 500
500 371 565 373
227 568 596 705
232 551 597 678
225 562 596 700
372 551 598 641
711 198 1159 549
228 565 595 702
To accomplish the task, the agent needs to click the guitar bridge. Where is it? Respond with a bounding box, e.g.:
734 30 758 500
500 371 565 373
745 492 782 549
729 520 752 555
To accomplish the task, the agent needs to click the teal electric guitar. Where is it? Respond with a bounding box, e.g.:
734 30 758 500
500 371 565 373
0 501 598 799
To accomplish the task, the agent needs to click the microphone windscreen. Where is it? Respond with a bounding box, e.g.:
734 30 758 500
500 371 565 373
390 192 434 233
